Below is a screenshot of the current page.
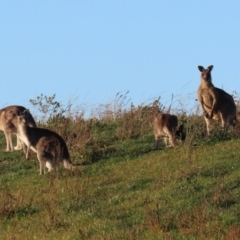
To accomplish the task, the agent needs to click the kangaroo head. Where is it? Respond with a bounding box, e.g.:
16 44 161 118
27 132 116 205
175 124 186 141
17 110 30 125
198 65 213 83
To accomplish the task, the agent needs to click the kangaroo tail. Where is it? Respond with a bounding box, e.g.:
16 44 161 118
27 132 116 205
63 159 79 170
232 115 238 127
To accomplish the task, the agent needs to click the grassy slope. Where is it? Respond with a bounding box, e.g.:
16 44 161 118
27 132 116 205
0 132 240 240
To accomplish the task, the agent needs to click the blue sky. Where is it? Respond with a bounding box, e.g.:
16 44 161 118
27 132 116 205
1 1 240 116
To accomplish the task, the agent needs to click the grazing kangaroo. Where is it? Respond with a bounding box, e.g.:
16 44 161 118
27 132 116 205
17 110 75 174
0 105 36 151
153 113 185 149
198 65 236 135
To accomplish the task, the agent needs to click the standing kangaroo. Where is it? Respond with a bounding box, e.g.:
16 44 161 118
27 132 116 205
17 110 75 174
153 113 185 149
198 65 236 135
0 105 36 151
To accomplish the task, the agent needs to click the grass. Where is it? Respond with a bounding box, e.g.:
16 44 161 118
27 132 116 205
1 133 240 239
1 94 240 239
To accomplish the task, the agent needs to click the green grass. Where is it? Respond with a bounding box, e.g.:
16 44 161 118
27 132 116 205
1 128 240 240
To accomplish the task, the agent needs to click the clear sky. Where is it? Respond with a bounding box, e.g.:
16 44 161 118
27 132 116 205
1 1 240 117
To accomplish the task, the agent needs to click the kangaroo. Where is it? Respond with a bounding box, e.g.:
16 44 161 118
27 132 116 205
153 113 185 149
17 110 75 174
198 65 236 135
0 105 36 151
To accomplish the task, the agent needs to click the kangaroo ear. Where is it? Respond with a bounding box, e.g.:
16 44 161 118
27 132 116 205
208 65 214 71
22 109 29 116
198 66 204 72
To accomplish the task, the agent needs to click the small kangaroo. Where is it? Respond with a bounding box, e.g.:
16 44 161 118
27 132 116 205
17 110 75 174
0 105 36 151
198 65 236 135
153 113 185 149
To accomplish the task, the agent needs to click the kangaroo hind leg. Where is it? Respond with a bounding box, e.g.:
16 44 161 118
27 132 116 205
204 116 214 135
37 151 54 175
4 132 13 151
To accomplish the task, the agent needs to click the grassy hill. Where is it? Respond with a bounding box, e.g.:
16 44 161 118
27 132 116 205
1 129 240 239
1 95 240 239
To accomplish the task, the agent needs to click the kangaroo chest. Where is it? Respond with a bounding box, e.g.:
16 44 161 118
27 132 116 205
200 88 215 110
18 127 38 152
18 126 34 148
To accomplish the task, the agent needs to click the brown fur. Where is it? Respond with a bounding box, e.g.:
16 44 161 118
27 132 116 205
153 113 185 149
17 110 75 174
198 65 236 135
0 105 36 151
